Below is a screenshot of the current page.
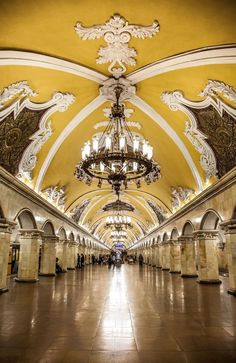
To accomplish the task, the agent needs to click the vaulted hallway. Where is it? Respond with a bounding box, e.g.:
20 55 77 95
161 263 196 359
0 264 236 363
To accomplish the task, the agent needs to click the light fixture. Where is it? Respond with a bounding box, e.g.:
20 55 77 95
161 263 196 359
105 214 132 230
111 230 127 237
75 84 161 195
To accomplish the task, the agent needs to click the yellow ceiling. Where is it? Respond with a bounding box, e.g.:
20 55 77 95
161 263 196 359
0 0 235 247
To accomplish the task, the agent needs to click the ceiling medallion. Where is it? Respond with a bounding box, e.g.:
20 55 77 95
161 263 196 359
75 14 159 77
75 82 161 195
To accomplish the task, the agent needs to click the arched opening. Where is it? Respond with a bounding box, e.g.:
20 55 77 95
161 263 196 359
17 209 37 230
162 232 168 242
69 232 75 241
0 204 5 218
182 221 194 236
42 220 55 235
58 227 67 241
170 228 179 240
200 210 220 230
232 206 236 220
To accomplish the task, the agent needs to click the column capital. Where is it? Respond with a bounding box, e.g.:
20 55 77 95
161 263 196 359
178 235 193 243
168 238 179 245
0 218 16 234
18 228 43 238
193 230 218 240
220 219 236 233
43 234 59 243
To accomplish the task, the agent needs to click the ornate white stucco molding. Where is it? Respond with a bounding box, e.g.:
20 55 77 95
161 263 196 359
100 77 136 102
0 80 37 107
94 106 141 130
199 79 236 103
75 14 159 77
171 186 195 212
161 90 218 180
17 92 75 181
41 185 66 211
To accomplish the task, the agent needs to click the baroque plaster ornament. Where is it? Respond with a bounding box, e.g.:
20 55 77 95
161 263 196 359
171 186 194 211
0 80 37 108
161 90 217 180
69 199 91 224
17 92 75 181
75 14 159 77
100 77 136 102
199 80 236 103
42 185 66 210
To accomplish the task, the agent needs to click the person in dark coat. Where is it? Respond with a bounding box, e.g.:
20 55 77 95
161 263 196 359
81 254 85 268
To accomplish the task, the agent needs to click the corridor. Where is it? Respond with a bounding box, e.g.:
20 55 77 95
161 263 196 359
0 265 236 363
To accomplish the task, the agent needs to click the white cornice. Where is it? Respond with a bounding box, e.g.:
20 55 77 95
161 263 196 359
127 45 236 84
0 50 107 83
35 95 106 192
130 95 203 191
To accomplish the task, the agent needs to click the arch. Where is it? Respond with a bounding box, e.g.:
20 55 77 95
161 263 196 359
170 228 179 240
231 206 236 219
16 209 37 229
162 232 168 242
58 227 67 241
200 210 221 230
42 220 55 235
182 221 194 236
69 232 75 241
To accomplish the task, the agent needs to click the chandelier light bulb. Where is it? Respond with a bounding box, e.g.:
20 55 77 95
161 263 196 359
100 162 105 172
105 135 112 150
147 146 153 160
133 162 138 171
92 137 99 152
81 148 86 160
119 134 126 150
133 137 139 152
84 141 91 157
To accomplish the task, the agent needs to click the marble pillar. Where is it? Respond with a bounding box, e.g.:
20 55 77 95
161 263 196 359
16 229 42 283
155 245 162 268
179 236 198 278
0 219 15 293
39 235 58 276
169 239 181 273
221 219 236 295
194 230 221 284
67 243 76 270
56 239 68 272
162 243 170 270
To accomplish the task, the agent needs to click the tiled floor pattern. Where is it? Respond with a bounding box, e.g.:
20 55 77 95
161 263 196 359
0 265 236 362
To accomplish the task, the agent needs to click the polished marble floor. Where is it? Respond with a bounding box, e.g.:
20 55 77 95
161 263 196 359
0 264 236 363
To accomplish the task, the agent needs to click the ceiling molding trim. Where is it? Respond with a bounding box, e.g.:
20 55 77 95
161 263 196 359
0 50 108 84
130 95 203 191
127 45 236 84
35 95 106 192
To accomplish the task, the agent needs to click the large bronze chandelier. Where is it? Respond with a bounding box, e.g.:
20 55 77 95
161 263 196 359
75 85 161 195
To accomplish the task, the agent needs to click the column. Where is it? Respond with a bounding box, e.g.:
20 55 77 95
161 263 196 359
0 219 15 293
221 220 236 295
179 236 198 278
162 243 170 270
16 229 42 283
155 245 162 268
169 239 181 273
56 239 68 272
67 243 76 270
39 235 58 276
194 230 221 284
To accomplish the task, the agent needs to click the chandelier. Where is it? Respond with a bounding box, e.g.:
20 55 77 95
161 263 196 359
75 85 161 195
111 230 127 237
105 215 132 229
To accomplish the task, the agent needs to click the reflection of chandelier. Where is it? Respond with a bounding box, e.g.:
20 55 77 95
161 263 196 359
75 85 161 195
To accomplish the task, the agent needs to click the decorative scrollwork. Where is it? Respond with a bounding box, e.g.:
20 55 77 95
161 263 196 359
75 14 159 77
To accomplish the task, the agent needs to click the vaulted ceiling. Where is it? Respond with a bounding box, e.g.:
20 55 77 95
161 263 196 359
0 0 236 248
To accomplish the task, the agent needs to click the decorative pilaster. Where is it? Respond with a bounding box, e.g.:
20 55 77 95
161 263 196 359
194 230 221 284
169 239 181 273
67 243 76 270
220 220 236 295
15 229 42 283
56 239 68 272
179 236 198 278
0 219 15 292
161 243 170 270
39 235 58 276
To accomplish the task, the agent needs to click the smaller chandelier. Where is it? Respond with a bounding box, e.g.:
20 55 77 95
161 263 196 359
105 215 132 229
111 230 127 237
75 84 161 194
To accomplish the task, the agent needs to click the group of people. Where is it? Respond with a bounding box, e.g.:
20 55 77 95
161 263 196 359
55 252 145 273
